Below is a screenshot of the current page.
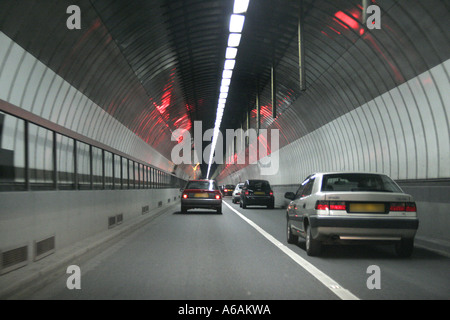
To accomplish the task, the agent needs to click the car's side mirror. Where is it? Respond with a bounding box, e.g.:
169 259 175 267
284 192 295 200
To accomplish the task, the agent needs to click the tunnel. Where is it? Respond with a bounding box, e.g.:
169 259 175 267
0 0 449 301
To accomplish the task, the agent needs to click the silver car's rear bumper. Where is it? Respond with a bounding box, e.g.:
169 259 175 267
310 216 419 241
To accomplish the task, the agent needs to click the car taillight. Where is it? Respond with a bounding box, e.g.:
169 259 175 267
224 189 228 192
269 191 273 196
390 202 416 212
315 201 329 210
215 192 221 200
182 194 188 199
389 202 404 211
330 202 346 210
406 202 416 212
245 190 249 195
315 200 346 210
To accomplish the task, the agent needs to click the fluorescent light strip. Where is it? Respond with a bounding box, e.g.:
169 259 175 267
225 47 238 59
224 59 235 70
229 14 245 32
207 1 250 179
228 33 241 47
233 0 249 13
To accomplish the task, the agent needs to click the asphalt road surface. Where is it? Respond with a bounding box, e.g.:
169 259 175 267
26 198 449 300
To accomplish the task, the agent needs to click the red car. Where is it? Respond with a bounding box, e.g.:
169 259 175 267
181 180 222 214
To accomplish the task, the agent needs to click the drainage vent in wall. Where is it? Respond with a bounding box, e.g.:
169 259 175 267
158 201 163 207
108 216 116 229
142 205 149 215
34 236 55 261
0 245 28 275
168 198 171 203
116 213 123 225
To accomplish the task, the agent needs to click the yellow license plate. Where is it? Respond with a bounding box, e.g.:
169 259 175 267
254 191 265 195
194 193 208 198
349 203 385 213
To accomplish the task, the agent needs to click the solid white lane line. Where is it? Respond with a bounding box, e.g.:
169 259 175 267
224 201 360 300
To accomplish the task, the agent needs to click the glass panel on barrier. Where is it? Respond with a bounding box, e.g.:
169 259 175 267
0 112 25 190
28 122 53 189
56 134 74 189
76 141 91 189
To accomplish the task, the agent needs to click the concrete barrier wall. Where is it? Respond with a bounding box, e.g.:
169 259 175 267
0 188 180 268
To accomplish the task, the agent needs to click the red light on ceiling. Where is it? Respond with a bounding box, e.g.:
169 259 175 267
334 11 359 30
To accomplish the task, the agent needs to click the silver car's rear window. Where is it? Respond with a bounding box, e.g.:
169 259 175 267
321 173 403 193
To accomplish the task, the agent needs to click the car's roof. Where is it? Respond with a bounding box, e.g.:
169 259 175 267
311 171 390 177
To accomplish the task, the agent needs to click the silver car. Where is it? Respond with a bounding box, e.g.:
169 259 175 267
285 172 419 257
232 183 244 203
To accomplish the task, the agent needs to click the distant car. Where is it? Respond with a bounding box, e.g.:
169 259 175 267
181 179 222 214
222 184 235 196
232 183 244 203
240 179 274 209
285 172 419 257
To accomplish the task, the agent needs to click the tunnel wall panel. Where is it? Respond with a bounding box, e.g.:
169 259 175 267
219 59 449 184
0 31 180 175
0 188 180 265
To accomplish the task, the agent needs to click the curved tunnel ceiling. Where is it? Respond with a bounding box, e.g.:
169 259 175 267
0 0 449 177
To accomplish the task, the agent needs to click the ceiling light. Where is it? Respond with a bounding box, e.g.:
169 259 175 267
225 47 238 59
233 0 249 13
228 33 241 47
224 59 235 70
219 92 228 99
229 14 245 33
222 69 233 79
221 78 231 86
220 85 229 93
219 98 226 104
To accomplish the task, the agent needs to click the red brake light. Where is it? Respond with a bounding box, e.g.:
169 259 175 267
215 192 221 200
390 202 416 212
182 194 188 199
315 200 329 210
330 201 346 210
245 191 249 195
315 201 346 210
269 191 273 196
390 203 405 211
406 202 416 212
224 189 228 192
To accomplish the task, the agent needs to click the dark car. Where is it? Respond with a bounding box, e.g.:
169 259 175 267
222 184 235 196
181 180 222 214
240 179 274 209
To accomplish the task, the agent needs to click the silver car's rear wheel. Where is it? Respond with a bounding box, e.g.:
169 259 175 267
306 224 322 256
395 238 414 257
287 220 298 244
